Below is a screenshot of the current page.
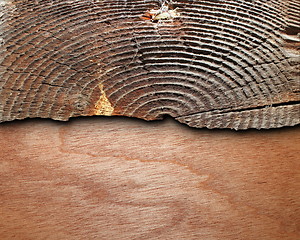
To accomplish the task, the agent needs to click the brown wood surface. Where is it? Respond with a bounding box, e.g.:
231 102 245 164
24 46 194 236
1 0 299 129
0 117 299 240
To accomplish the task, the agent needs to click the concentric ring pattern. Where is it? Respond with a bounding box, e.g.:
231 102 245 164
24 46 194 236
0 0 299 129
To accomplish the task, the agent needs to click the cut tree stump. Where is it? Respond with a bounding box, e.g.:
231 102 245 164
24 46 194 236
0 0 299 129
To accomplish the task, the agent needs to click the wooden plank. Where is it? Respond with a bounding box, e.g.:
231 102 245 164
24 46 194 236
0 0 299 129
0 117 299 239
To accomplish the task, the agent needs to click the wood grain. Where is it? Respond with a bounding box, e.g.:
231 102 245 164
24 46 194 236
0 0 299 129
0 117 299 239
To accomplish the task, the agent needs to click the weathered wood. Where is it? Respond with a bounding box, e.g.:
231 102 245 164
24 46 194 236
0 117 299 239
0 0 299 129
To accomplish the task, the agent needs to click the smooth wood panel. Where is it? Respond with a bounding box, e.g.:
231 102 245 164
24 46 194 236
0 117 299 239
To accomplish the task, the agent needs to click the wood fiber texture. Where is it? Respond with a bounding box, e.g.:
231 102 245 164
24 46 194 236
0 118 299 239
0 0 299 129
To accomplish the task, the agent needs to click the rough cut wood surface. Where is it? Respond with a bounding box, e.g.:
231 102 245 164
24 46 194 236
0 117 299 239
0 0 299 129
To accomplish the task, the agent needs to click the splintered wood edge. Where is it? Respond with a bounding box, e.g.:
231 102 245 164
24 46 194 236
0 0 299 129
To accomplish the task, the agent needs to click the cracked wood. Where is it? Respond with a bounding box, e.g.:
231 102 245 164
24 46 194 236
0 0 299 129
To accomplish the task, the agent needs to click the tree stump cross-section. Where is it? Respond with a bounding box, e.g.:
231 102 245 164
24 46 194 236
0 0 299 129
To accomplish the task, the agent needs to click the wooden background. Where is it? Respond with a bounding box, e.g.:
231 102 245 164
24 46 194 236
1 0 299 129
0 117 299 239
